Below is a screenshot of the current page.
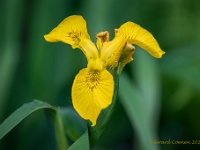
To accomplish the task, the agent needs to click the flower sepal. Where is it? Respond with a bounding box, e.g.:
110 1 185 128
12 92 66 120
88 71 119 145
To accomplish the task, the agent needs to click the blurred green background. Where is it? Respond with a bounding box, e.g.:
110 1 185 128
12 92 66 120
0 0 200 150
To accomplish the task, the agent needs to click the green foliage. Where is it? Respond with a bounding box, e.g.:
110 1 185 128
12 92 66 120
119 49 161 150
0 100 67 150
68 130 90 150
0 100 55 140
1 0 200 150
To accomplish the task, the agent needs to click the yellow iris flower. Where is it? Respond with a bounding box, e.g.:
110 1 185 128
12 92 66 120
44 15 165 126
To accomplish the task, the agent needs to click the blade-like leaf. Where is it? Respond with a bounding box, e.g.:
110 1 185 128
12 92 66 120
0 100 55 139
58 107 87 142
119 74 159 150
133 49 161 131
0 100 68 150
68 129 90 150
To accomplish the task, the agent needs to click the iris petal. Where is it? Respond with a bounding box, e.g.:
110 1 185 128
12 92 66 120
100 38 125 68
44 16 89 47
44 15 98 60
116 22 165 58
72 68 114 126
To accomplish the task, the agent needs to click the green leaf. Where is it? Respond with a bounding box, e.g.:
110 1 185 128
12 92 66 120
49 108 69 150
68 129 90 150
0 100 68 150
0 100 54 139
58 107 87 142
119 49 161 150
119 74 159 150
133 49 161 130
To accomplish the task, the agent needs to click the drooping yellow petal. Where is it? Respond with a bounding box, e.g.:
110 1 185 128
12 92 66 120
44 15 89 48
115 22 165 58
44 15 98 60
72 68 114 126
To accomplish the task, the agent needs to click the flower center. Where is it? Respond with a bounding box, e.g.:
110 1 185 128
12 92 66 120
87 59 103 71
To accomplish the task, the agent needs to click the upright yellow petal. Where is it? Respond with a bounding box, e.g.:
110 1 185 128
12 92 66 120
44 15 98 60
100 38 126 69
79 38 99 60
115 22 165 58
72 68 114 126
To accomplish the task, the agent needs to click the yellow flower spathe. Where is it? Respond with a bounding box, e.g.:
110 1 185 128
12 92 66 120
44 15 165 126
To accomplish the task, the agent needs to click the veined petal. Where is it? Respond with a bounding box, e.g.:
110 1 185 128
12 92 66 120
100 38 126 68
115 22 165 58
44 15 89 47
72 68 114 126
44 15 98 60
79 38 99 60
